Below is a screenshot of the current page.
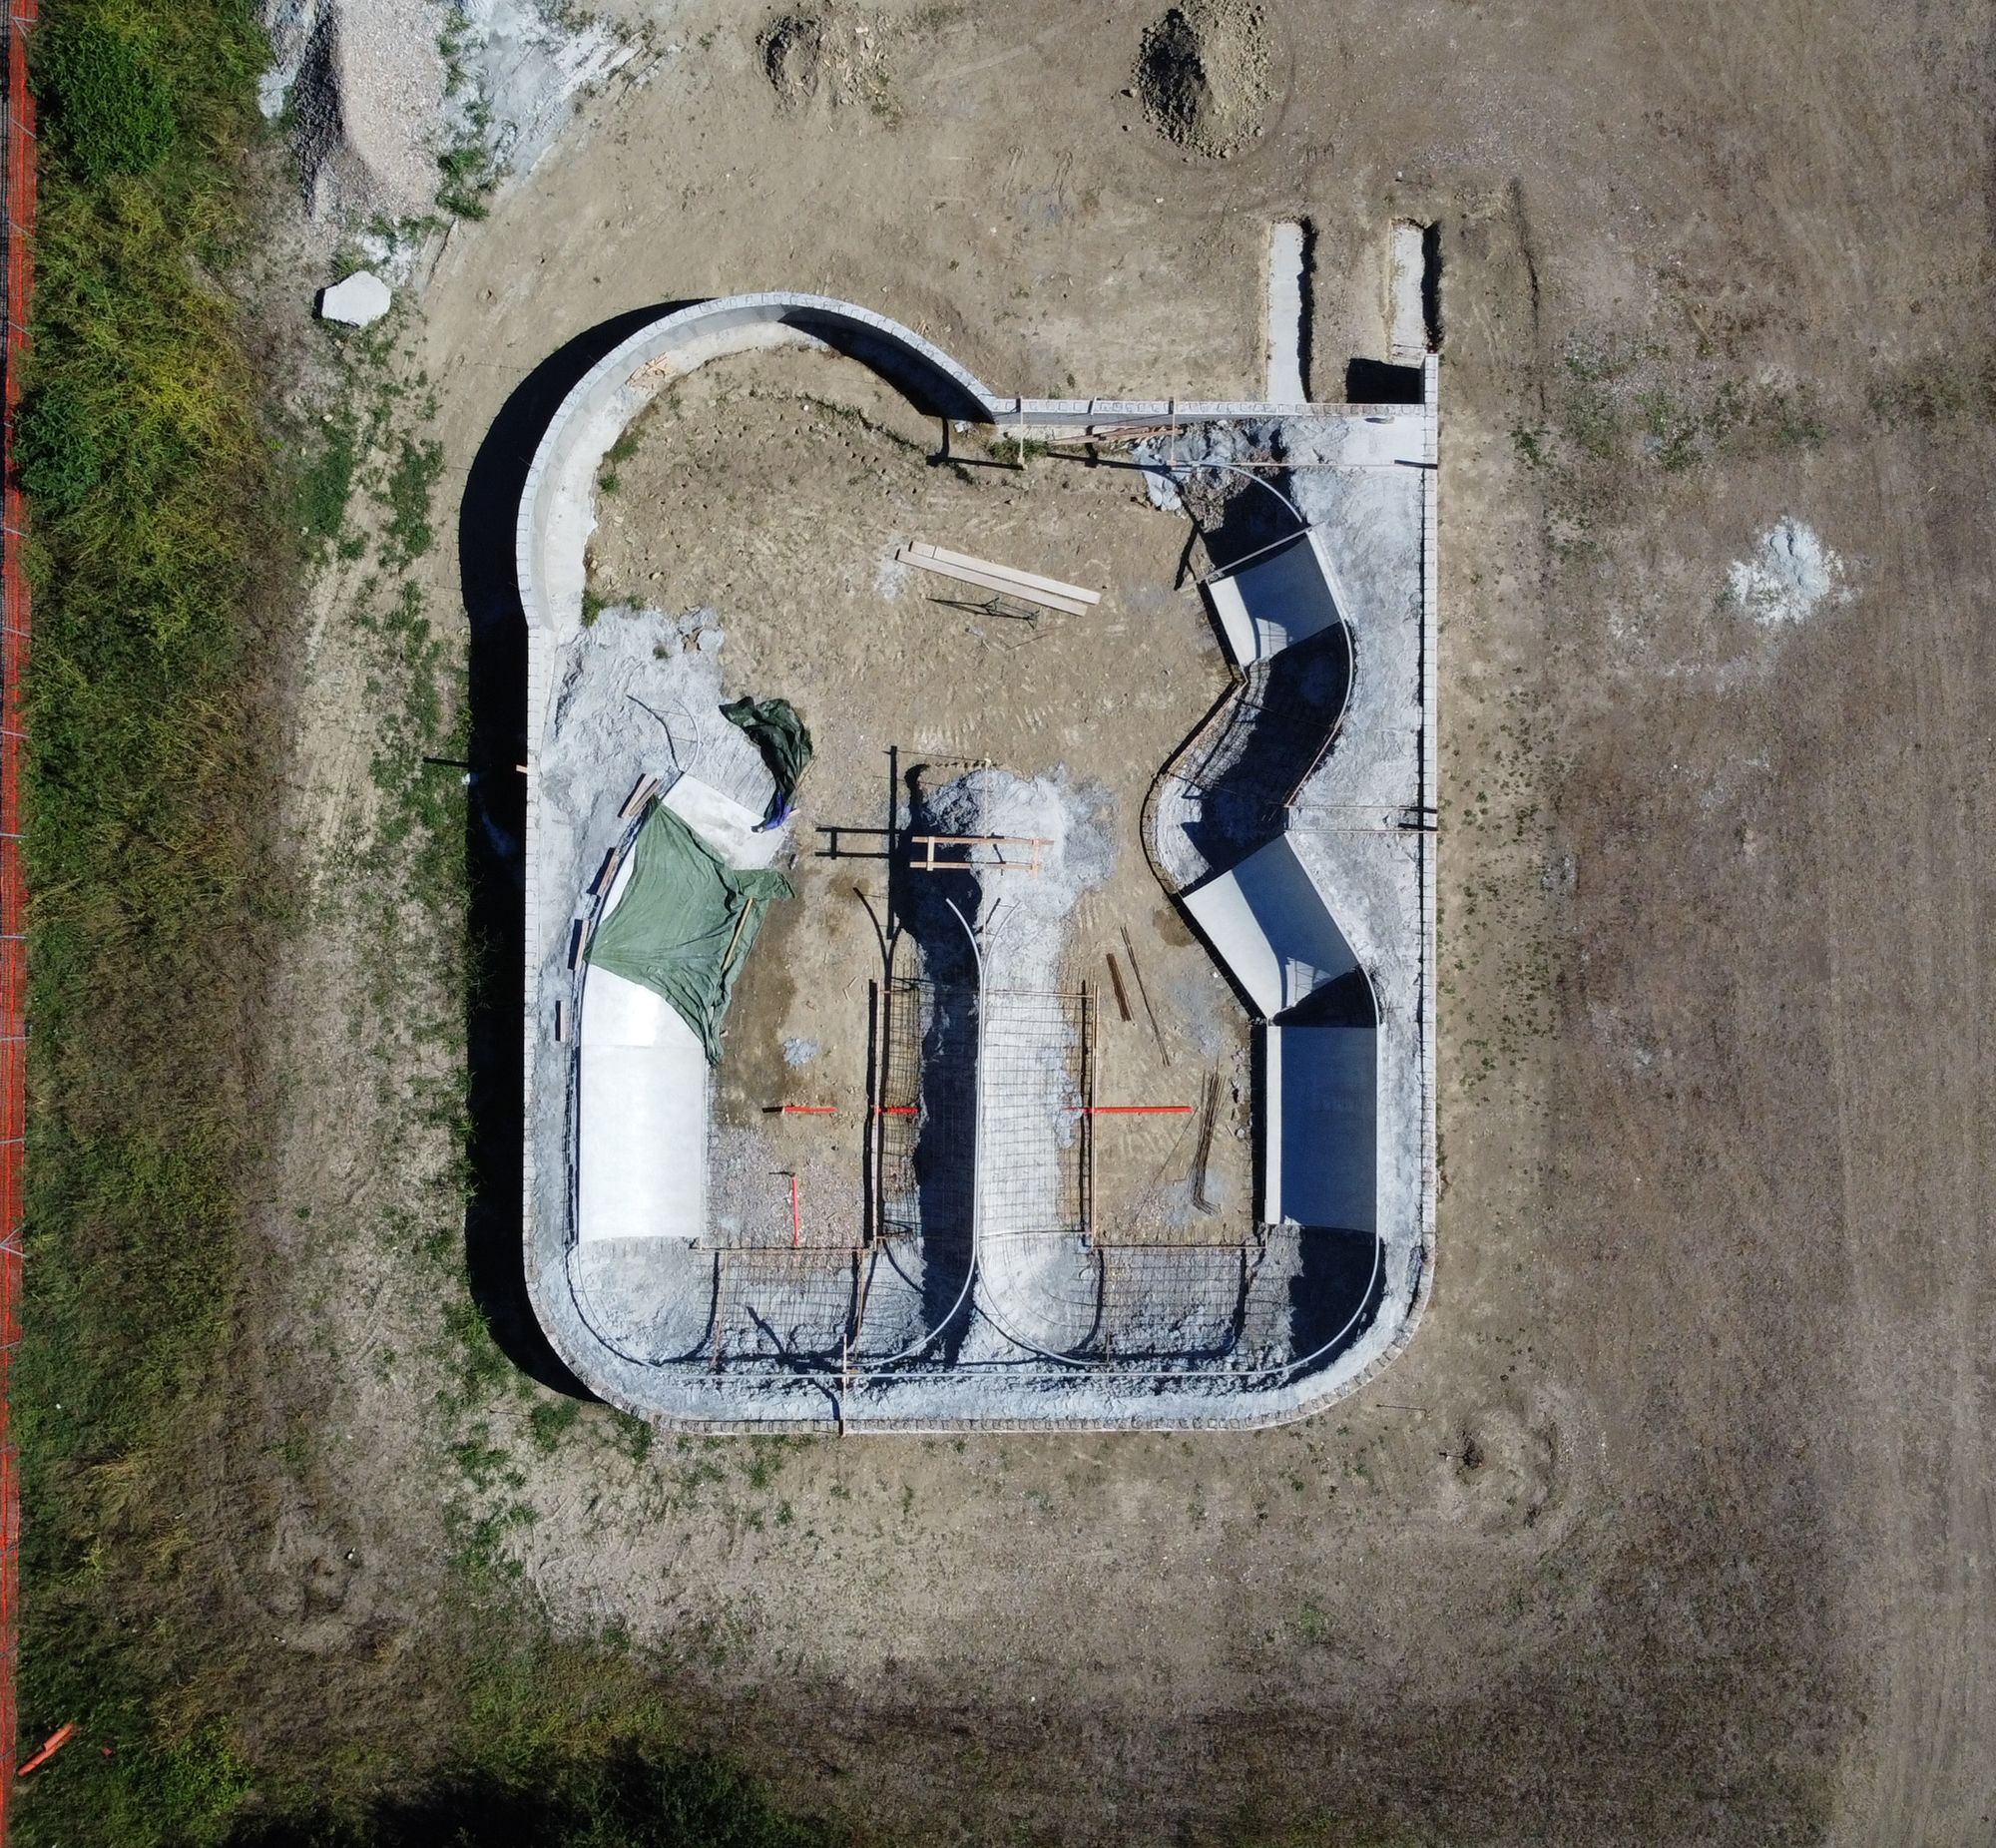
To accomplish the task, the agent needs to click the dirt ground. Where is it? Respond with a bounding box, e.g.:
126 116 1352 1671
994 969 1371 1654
586 348 1253 1247
223 0 1994 1840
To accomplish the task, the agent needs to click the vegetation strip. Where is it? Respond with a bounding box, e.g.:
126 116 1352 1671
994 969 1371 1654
0 5 840 1842
0 2 39 1835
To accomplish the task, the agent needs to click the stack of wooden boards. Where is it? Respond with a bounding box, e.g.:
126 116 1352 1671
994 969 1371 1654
892 540 1101 617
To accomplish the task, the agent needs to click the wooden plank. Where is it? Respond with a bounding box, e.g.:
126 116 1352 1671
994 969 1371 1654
906 833 1050 874
897 547 1088 616
618 772 661 818
1105 952 1134 1022
908 540 1100 606
894 548 1088 617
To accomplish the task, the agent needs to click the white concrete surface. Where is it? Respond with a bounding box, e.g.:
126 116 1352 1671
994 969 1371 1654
1181 833 1362 1019
1265 221 1308 402
1389 222 1428 361
575 965 709 1243
662 772 783 870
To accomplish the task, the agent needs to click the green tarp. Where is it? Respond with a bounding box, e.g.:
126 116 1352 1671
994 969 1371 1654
721 695 813 826
586 802 791 1065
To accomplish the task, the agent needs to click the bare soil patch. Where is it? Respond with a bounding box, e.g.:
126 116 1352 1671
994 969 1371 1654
757 4 890 116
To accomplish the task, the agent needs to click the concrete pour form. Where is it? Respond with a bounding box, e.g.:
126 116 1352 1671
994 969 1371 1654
512 293 1438 1430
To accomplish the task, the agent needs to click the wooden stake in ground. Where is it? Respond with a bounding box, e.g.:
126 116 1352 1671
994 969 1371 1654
1191 1070 1221 1214
1105 951 1134 1022
1120 925 1169 1067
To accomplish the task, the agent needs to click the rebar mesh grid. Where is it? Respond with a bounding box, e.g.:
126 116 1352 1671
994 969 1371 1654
876 977 976 1241
975 984 1093 1241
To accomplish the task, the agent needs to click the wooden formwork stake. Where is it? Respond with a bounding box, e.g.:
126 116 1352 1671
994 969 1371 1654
1105 951 1134 1022
1119 925 1169 1067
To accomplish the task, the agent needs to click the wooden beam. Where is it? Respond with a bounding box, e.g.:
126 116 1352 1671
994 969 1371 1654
894 547 1089 617
907 540 1100 606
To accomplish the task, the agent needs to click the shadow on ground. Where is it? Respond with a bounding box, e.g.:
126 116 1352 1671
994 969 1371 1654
458 301 697 1396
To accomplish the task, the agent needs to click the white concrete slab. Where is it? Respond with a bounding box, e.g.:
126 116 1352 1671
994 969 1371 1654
576 967 709 1243
1389 222 1427 362
1265 221 1307 402
318 269 391 327
662 771 785 870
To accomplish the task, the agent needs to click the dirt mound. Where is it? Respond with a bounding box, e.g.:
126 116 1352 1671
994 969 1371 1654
757 5 890 115
759 11 823 107
1136 0 1270 157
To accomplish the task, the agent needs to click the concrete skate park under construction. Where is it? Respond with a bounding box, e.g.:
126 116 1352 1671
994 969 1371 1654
513 290 1437 1430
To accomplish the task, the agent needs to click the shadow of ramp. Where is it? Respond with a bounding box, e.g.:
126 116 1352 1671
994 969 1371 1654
1290 1226 1387 1369
459 301 697 1398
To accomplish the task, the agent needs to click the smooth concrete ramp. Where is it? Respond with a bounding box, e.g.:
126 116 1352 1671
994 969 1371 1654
1182 833 1377 1232
1205 528 1351 667
1265 1024 1376 1229
1181 832 1363 1019
576 965 708 1243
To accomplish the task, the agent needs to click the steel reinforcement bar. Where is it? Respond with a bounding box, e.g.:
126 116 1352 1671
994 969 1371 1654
0 0 36 1831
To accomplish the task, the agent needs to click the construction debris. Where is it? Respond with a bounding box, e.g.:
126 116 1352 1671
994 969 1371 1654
894 541 1099 616
316 269 392 326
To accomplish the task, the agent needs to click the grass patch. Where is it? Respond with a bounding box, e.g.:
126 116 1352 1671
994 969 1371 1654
528 1395 583 1454
229 1643 836 1846
15 0 285 1843
289 408 358 554
36 13 180 180
380 432 445 570
12 8 843 1844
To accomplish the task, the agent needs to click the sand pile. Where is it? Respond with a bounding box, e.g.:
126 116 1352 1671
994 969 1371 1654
264 0 448 221
1136 0 1271 158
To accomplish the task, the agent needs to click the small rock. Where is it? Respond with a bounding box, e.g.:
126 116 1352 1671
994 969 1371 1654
318 270 392 327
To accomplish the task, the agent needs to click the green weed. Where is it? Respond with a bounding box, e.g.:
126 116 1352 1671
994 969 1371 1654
289 408 358 552
529 1396 583 1454
380 433 444 568
36 15 178 179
